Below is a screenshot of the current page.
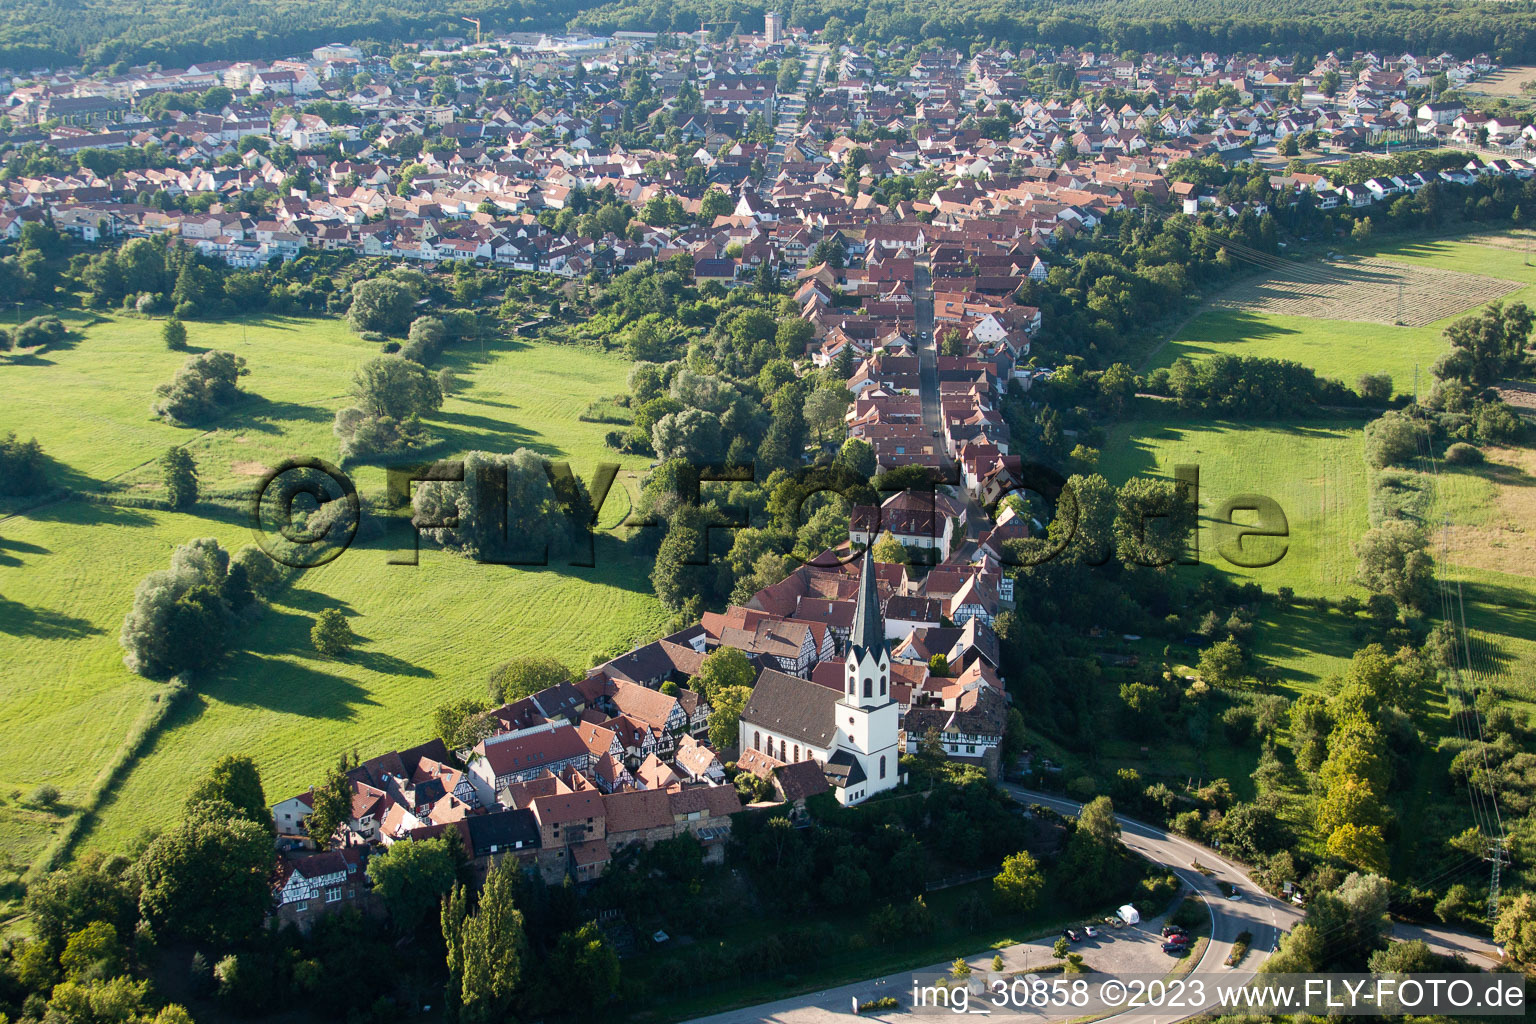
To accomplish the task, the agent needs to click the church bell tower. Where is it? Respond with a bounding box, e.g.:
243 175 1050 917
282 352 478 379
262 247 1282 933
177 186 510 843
836 547 901 803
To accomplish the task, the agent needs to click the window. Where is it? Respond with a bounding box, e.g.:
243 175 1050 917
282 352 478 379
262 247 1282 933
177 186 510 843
880 672 887 696
779 739 787 760
325 886 342 903
863 677 872 698
294 902 307 913
753 730 761 751
879 755 886 779
793 744 799 762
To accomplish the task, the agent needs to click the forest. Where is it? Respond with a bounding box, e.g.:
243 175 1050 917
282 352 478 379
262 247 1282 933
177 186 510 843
573 0 1536 64
0 0 603 71
9 1 1536 73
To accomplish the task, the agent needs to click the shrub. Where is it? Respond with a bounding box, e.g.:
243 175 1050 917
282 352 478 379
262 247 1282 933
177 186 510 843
14 315 66 349
0 432 49 496
162 317 188 351
311 608 355 657
27 784 61 809
151 350 248 425
1443 442 1483 465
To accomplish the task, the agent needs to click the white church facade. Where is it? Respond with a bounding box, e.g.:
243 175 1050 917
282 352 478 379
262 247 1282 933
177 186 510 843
737 549 903 806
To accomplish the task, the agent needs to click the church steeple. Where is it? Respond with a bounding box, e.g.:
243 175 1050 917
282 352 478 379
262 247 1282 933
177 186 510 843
844 546 890 707
850 545 886 658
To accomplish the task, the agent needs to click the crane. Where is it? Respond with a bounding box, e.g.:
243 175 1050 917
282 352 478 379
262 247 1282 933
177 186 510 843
461 16 482 45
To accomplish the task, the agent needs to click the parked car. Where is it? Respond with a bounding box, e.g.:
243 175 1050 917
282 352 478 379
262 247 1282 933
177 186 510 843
1161 924 1188 938
1083 925 1099 938
1104 916 1124 928
1162 941 1190 956
1062 928 1082 943
1164 932 1190 946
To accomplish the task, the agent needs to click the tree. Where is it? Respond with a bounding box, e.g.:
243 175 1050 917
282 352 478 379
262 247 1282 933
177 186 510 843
872 531 906 564
306 753 353 849
1435 301 1535 386
120 537 250 678
1494 893 1536 968
160 447 198 508
1114 476 1195 568
1356 373 1393 404
1077 796 1120 845
694 646 755 702
1325 823 1389 874
486 656 576 704
137 799 272 943
350 355 443 420
25 851 140 950
0 432 49 495
186 754 268 830
443 857 527 1024
162 317 188 351
992 850 1044 913
348 278 417 335
553 922 620 1013
1353 520 1433 610
370 834 457 932
1363 410 1426 468
60 920 123 981
834 437 877 479
928 653 950 677
311 608 356 657
708 685 753 751
652 503 715 612
152 350 248 424
1197 638 1247 689
652 408 723 462
803 386 848 445
698 188 734 222
775 317 814 360
434 696 494 751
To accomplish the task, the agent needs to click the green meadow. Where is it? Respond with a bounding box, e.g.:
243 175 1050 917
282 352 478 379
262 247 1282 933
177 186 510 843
1148 309 1449 397
1116 230 1536 694
1099 417 1371 689
0 311 665 868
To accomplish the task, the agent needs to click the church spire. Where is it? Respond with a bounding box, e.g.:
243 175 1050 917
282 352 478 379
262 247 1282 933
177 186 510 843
850 545 885 656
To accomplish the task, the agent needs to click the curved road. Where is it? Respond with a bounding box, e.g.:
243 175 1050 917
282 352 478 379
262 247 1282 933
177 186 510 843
686 788 1501 1023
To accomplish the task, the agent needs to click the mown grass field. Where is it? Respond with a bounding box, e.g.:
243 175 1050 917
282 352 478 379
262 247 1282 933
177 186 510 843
1124 231 1536 696
1100 416 1370 689
0 312 666 867
1149 310 1450 396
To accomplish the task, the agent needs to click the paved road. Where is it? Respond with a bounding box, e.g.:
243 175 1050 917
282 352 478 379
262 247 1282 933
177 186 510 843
760 48 825 192
912 262 943 442
1394 921 1504 966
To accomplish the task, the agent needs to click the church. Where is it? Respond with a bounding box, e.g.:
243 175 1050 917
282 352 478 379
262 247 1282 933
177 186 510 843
736 547 903 805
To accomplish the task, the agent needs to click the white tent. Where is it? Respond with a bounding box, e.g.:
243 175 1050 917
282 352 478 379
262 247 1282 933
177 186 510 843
1117 904 1141 925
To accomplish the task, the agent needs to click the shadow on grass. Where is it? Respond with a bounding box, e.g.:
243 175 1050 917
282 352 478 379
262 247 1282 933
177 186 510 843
201 643 381 720
11 498 157 528
0 597 102 640
1250 603 1361 687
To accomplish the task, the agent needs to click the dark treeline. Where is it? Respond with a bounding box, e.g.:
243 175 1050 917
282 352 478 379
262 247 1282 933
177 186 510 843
575 0 1536 64
10 1 1536 73
0 0 607 72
